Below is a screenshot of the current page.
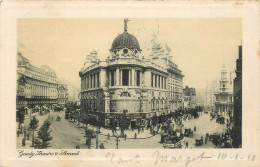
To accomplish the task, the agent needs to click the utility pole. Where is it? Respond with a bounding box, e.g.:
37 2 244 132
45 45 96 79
116 136 120 149
96 112 99 149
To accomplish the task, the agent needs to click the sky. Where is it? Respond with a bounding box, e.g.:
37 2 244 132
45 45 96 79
18 18 242 90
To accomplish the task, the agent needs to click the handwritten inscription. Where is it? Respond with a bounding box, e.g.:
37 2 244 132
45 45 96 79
152 151 212 167
105 151 256 167
106 152 141 164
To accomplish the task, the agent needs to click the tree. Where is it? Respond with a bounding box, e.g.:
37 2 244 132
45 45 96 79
151 115 158 130
34 120 53 149
85 129 95 148
16 109 25 129
29 116 39 147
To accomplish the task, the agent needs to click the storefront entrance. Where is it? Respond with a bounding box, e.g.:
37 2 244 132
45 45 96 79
131 120 136 129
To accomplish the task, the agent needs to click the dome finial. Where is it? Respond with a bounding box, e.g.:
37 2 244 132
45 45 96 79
124 18 129 32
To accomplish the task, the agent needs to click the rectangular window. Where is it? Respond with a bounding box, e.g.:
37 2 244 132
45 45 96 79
151 73 153 87
162 77 164 89
155 74 157 88
85 78 87 89
93 74 96 88
164 77 166 89
90 75 93 88
122 69 129 86
87 76 89 89
111 70 115 86
158 76 160 88
136 71 140 86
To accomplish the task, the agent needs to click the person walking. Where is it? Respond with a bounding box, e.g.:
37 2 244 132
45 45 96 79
124 134 127 140
186 141 189 149
134 133 137 139
107 133 110 140
194 126 196 132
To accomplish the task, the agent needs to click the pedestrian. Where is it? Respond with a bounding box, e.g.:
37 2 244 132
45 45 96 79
134 133 137 139
194 126 196 131
124 134 127 140
186 141 189 149
99 143 105 149
22 138 26 146
107 133 110 140
27 133 29 140
138 127 140 134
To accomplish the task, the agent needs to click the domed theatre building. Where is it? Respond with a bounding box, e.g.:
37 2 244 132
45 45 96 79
79 19 184 129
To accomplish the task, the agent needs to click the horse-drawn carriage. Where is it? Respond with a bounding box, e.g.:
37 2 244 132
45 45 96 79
216 116 225 124
184 128 193 137
161 129 183 144
195 138 203 146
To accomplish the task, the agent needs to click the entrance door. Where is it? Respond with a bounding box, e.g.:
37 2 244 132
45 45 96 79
131 120 136 129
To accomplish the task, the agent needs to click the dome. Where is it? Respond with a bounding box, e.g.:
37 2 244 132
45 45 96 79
110 32 142 52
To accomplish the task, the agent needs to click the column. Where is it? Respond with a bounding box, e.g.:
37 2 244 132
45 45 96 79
95 74 98 88
131 68 135 86
47 87 49 98
120 69 122 85
40 86 43 96
128 70 131 86
116 68 120 86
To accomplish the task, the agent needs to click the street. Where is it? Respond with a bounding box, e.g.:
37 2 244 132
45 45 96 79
17 111 227 149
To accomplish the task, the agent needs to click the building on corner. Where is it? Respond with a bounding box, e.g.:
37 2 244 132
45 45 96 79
79 19 184 129
17 52 58 112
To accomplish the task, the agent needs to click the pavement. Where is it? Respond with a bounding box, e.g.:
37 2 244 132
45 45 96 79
16 110 229 149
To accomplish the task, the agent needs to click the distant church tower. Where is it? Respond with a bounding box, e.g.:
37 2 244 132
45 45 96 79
214 63 233 115
219 64 229 93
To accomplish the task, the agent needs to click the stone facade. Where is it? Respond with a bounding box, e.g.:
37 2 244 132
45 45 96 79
17 52 58 111
79 20 184 128
183 86 196 108
204 80 219 110
214 64 233 115
233 45 242 148
57 83 68 106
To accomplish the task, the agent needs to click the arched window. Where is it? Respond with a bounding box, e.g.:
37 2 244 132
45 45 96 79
120 92 131 97
151 100 155 110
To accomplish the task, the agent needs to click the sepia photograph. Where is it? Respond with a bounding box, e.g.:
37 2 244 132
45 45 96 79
16 18 243 149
